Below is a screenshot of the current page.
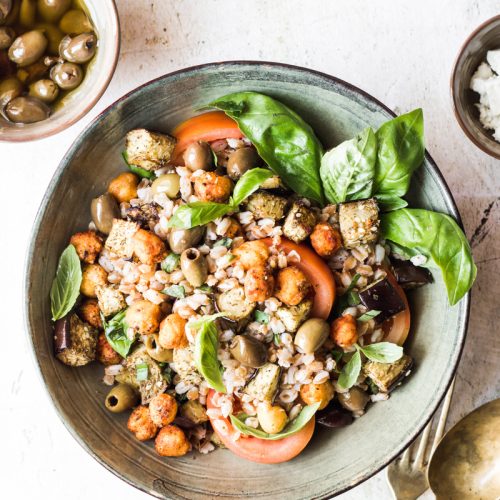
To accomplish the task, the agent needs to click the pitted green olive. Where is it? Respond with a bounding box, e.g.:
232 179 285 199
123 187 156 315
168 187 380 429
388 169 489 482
180 248 208 287
91 193 120 234
59 9 92 35
38 0 71 23
0 27 15 50
59 32 96 64
144 334 174 363
19 0 37 27
50 61 82 89
8 30 48 67
0 0 12 23
35 23 64 54
183 141 213 171
5 95 50 123
151 173 181 199
29 78 59 103
105 383 139 413
167 226 204 254
294 318 329 354
0 76 22 110
230 335 267 368
337 387 370 413
227 147 260 180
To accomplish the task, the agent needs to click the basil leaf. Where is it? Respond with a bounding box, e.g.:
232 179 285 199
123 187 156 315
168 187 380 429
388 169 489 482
229 403 320 440
122 151 155 180
359 342 403 363
197 284 213 293
230 167 273 206
357 310 381 322
189 312 227 329
103 309 134 358
347 291 360 306
163 285 185 299
320 127 377 204
373 109 424 199
136 362 149 381
167 202 233 229
333 273 361 315
255 310 270 324
381 208 476 305
210 92 325 204
273 333 281 346
331 349 343 364
338 350 362 389
161 253 180 273
50 244 82 321
213 237 233 248
376 194 408 212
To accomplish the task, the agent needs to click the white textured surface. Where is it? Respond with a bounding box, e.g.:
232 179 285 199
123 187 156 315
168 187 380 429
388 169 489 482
2 1 500 498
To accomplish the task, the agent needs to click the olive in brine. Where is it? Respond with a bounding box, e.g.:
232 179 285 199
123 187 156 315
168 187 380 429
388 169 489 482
36 23 64 55
17 59 48 84
29 78 58 103
151 173 180 199
8 30 48 67
5 96 50 123
0 76 22 110
59 9 92 35
167 226 204 254
59 32 96 64
19 0 37 28
0 0 12 23
105 383 139 413
91 193 120 234
230 335 267 368
180 248 207 287
183 141 213 171
0 27 15 50
50 61 82 89
227 148 260 180
38 0 71 23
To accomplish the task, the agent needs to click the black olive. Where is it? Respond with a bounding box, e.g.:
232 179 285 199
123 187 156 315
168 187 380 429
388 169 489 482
316 402 354 428
391 258 433 290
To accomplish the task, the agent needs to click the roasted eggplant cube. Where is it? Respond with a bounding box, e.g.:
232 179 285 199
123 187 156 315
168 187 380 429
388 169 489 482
391 258 433 290
363 354 413 393
283 200 317 243
244 191 287 220
55 313 98 367
125 129 176 171
358 277 406 323
338 198 379 248
276 299 313 332
244 363 280 402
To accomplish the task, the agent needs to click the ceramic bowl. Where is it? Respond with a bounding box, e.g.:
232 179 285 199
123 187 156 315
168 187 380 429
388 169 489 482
451 15 500 159
0 0 120 142
24 62 470 499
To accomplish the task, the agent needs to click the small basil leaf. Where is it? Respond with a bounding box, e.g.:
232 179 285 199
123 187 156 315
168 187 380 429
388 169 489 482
161 253 180 273
188 312 227 329
230 167 273 206
333 273 361 315
229 403 320 440
255 310 270 324
122 151 155 180
163 285 185 299
167 202 233 229
136 362 149 381
213 237 233 248
359 342 403 363
357 310 381 322
338 350 362 390
376 194 408 212
103 309 134 358
331 349 343 364
347 291 360 306
273 333 281 346
50 244 82 321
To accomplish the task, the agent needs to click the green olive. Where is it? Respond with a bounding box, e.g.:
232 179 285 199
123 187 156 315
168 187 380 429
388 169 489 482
180 248 208 287
38 0 71 23
35 23 64 55
19 0 37 27
0 76 22 110
167 226 204 254
17 59 48 84
183 141 213 171
294 318 329 354
337 387 370 413
29 78 58 103
50 61 82 89
5 95 50 123
0 27 15 50
105 383 139 413
59 9 92 35
59 32 96 64
151 173 180 199
0 0 12 24
8 30 48 67
91 193 120 234
230 335 267 368
227 147 260 180
144 334 174 363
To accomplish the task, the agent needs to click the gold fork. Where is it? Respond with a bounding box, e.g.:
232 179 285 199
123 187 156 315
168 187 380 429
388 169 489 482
386 379 455 500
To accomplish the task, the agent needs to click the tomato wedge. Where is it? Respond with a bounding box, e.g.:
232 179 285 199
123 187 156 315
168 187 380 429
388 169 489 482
262 238 336 319
172 111 244 163
381 271 411 346
207 390 315 464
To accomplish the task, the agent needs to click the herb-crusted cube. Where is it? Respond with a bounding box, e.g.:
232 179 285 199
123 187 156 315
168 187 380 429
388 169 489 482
244 362 280 402
363 354 413 392
95 284 126 318
125 129 176 171
276 299 313 332
283 200 317 243
216 286 255 321
55 314 98 367
105 219 139 258
172 344 203 387
244 191 287 220
338 198 379 248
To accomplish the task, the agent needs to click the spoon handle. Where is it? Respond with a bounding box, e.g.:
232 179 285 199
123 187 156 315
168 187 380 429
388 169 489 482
431 377 455 454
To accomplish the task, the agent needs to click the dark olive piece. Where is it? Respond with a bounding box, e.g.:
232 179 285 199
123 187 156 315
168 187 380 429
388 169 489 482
29 78 59 103
167 226 204 253
5 96 50 123
0 26 15 50
54 314 71 354
227 147 260 180
0 76 22 110
59 32 96 64
91 193 120 234
229 335 267 368
183 141 213 171
8 30 48 67
105 384 139 413
180 248 208 287
391 258 433 290
38 0 72 23
17 59 48 84
358 277 406 323
50 61 82 89
0 0 12 23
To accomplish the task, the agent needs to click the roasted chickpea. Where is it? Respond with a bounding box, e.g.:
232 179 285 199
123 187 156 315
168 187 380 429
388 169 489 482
70 230 103 264
78 298 102 328
331 314 358 348
194 171 233 203
257 402 288 434
97 333 122 366
233 240 270 270
127 405 158 441
132 228 167 265
310 223 342 258
224 217 242 238
125 300 161 335
244 266 274 302
300 381 334 410
108 172 138 203
149 393 178 427
158 313 188 349
274 266 311 306
80 263 107 298
154 425 190 457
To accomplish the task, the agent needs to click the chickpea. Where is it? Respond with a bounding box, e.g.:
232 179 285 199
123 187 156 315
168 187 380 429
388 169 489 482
80 264 107 298
274 266 311 306
224 217 242 238
300 381 334 410
257 402 288 434
154 425 190 457
132 228 167 265
244 267 274 302
96 333 122 366
108 172 139 203
70 230 103 264
127 405 158 441
233 240 270 270
125 300 161 335
331 314 358 348
158 313 188 349
78 299 102 328
193 171 233 203
149 393 178 427
310 223 342 258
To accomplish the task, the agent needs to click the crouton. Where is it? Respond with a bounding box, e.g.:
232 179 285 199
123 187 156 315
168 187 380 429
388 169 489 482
105 219 139 258
95 284 126 318
125 129 176 171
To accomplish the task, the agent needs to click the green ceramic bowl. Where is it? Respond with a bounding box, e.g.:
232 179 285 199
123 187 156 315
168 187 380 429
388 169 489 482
24 62 470 499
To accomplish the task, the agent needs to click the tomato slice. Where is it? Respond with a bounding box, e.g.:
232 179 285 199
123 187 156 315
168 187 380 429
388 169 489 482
381 271 411 346
207 390 315 464
172 111 243 163
262 238 336 319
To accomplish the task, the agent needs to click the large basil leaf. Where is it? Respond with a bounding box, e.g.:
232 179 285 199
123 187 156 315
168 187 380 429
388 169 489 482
230 167 273 206
209 92 325 204
167 202 233 229
373 109 424 199
381 208 476 305
229 402 320 440
50 244 82 321
320 127 377 204
102 309 134 358
358 342 403 363
376 194 408 212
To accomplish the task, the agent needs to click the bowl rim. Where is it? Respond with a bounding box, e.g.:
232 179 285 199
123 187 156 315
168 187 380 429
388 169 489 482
0 0 121 143
24 60 471 499
450 14 500 159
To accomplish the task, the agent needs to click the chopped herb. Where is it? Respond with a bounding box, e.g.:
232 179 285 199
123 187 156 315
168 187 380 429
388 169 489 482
273 333 281 346
227 254 236 263
214 237 233 248
347 291 361 306
255 310 270 324
367 378 379 394
331 349 343 364
334 273 361 316
211 147 218 167
357 310 381 322
136 362 149 382
197 284 213 293
162 366 173 385
161 253 180 273
163 285 185 299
